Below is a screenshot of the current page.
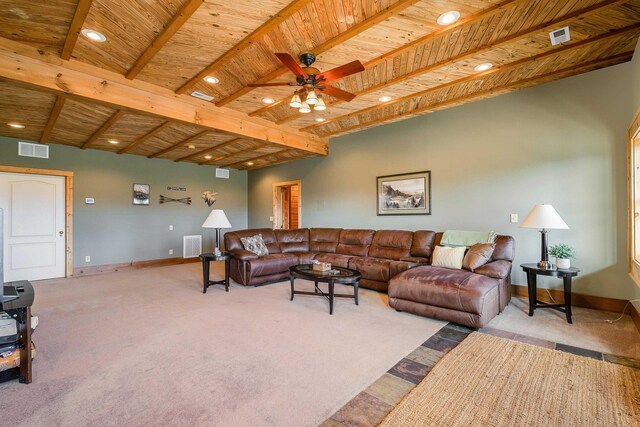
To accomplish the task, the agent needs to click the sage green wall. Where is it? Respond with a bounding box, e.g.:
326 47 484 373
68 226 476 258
249 61 640 301
0 137 247 267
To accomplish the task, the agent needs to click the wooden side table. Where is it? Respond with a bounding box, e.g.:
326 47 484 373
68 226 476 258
520 263 580 324
199 252 230 293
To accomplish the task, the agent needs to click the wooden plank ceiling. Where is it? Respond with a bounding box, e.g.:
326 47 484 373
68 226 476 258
0 0 639 170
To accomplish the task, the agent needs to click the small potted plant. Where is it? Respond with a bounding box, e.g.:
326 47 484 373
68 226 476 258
548 243 575 269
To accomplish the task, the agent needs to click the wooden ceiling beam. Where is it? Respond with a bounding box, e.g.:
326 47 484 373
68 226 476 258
175 0 315 95
215 0 424 107
39 95 66 144
60 0 93 60
225 149 291 169
303 24 640 132
174 137 243 162
81 110 125 149
126 0 204 80
117 121 173 154
272 0 625 125
0 37 328 155
320 51 634 138
148 130 210 158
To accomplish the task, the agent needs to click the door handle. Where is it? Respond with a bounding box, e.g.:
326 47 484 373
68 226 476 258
59 231 64 236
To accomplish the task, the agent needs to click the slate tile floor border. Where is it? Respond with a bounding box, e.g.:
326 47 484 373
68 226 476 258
320 323 640 427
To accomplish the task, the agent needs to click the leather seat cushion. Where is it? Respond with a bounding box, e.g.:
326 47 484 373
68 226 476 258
248 254 299 276
314 253 353 268
388 266 498 315
349 257 391 282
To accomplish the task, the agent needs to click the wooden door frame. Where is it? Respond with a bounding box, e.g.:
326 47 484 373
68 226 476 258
272 180 302 229
0 165 74 278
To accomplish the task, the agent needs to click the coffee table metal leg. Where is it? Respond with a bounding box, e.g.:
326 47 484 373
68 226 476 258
224 257 230 292
329 279 334 315
354 280 359 306
563 275 573 324
290 274 295 301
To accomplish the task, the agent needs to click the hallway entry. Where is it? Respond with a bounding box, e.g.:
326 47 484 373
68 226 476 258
273 180 301 229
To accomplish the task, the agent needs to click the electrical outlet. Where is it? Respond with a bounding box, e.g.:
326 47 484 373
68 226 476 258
85 256 91 263
510 213 518 223
169 225 173 231
169 249 173 255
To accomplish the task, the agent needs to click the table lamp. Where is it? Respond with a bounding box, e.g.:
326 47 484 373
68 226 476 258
202 209 232 253
520 204 569 270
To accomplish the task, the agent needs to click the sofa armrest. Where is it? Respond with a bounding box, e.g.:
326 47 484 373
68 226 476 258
474 260 512 279
229 249 259 261
399 257 429 263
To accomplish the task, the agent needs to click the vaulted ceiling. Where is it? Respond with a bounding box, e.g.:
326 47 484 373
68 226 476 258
0 0 639 169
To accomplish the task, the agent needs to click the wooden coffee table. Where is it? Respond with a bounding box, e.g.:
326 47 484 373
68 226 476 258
289 264 361 315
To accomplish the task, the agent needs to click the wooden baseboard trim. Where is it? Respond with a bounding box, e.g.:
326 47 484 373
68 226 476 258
510 284 628 313
73 256 200 277
631 303 640 334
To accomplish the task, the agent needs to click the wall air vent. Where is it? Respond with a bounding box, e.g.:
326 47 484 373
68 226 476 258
183 235 202 258
18 141 49 159
190 91 214 102
549 26 570 46
215 168 230 179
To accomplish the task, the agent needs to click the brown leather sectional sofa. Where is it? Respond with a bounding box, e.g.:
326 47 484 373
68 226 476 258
224 228 514 328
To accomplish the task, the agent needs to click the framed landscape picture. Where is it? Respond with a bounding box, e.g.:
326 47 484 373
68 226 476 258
133 183 150 205
377 171 431 216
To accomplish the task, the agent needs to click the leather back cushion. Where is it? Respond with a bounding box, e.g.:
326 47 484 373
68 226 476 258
410 230 436 258
275 228 310 253
337 229 375 256
369 230 413 260
309 228 342 253
492 235 515 261
224 228 281 254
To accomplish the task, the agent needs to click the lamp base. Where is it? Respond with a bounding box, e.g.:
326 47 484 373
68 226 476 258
537 260 556 270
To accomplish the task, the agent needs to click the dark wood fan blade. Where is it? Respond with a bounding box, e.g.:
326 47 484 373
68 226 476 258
275 53 308 79
317 61 365 82
247 82 296 87
321 85 356 102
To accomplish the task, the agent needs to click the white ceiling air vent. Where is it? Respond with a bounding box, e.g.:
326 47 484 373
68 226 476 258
549 26 570 46
190 91 214 102
18 141 49 159
183 235 202 258
215 168 230 179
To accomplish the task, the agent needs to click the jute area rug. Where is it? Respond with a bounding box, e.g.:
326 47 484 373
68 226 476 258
380 332 640 427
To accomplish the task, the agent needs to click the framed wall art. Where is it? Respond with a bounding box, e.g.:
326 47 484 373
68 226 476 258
133 183 150 205
376 171 431 216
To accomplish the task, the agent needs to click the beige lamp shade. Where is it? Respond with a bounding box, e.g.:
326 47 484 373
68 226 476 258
520 204 569 230
202 209 232 229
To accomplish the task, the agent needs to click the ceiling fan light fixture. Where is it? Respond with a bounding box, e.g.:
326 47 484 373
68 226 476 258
290 94 302 108
299 102 311 113
437 11 460 26
306 90 318 105
313 97 326 111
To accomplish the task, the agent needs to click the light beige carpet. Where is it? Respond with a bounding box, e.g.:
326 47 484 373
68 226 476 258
0 263 445 426
380 332 640 427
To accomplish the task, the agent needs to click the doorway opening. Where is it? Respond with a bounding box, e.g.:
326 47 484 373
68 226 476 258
272 180 301 230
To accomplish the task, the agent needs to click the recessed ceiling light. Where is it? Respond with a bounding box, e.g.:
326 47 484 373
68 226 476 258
81 29 107 42
437 11 460 26
474 62 493 72
187 144 196 149
379 96 392 103
204 154 213 160
262 97 275 104
108 139 119 145
7 123 25 129
315 118 326 122
204 76 219 84
246 162 254 166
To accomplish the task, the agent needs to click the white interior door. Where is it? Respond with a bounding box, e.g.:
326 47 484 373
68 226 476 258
0 172 66 281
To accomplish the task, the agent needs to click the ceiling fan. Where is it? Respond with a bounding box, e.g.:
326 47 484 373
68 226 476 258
248 53 365 112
